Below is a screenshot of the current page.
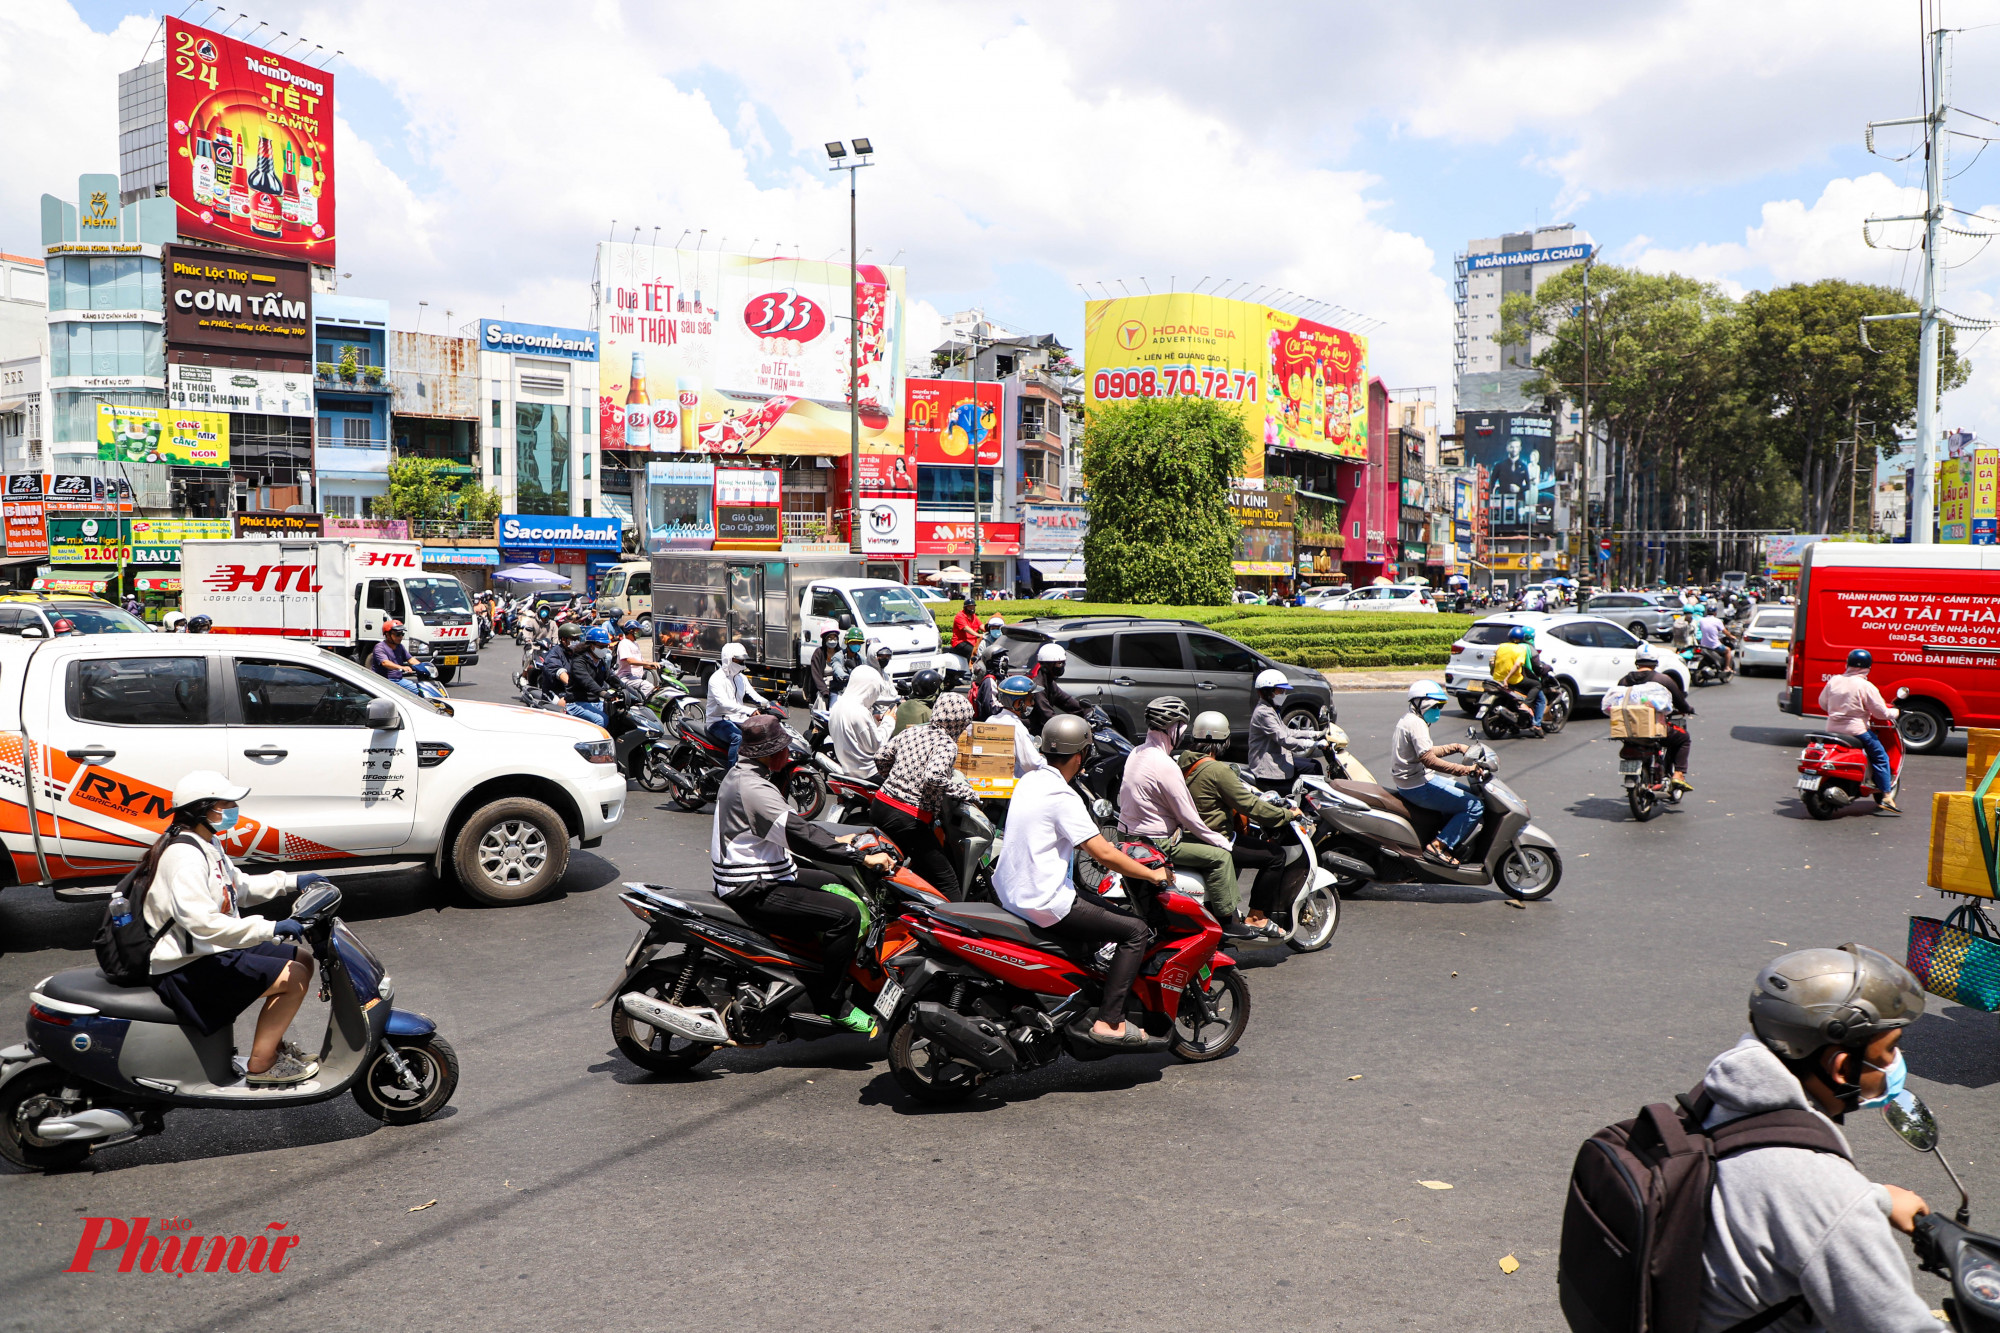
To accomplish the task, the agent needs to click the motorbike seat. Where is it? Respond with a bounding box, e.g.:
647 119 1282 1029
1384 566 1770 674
1329 780 1412 821
674 888 754 929
1803 733 1851 748
678 715 716 743
929 901 1070 950
38 967 183 1025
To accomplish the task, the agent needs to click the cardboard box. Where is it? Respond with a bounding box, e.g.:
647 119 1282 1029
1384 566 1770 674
1928 790 2000 898
956 727 1016 780
1968 728 2000 791
1608 705 1664 739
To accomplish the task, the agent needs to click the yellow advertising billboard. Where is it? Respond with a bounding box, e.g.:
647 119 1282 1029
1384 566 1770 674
96 404 230 468
1082 294 1369 478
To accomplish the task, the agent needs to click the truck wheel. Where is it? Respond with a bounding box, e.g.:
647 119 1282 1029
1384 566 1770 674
435 666 458 685
453 797 570 905
1897 701 1948 755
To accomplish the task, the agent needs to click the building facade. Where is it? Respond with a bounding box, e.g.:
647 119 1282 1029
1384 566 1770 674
313 293 390 517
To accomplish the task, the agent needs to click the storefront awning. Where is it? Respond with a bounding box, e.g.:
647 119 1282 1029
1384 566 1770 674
1026 556 1085 582
133 573 181 593
35 572 111 593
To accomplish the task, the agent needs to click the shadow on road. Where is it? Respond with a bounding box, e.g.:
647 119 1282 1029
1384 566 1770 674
1343 882 1514 906
1732 725 1813 749
1565 796 1651 823
1903 1005 2000 1090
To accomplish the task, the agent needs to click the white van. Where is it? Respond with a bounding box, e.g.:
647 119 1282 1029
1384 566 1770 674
594 561 652 626
799 577 949 680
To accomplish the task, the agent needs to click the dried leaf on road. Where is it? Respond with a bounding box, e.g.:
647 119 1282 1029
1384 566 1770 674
409 1199 437 1212
1347 1074 1364 1080
1419 1180 1453 1190
1768 941 1788 947
1499 1254 1520 1274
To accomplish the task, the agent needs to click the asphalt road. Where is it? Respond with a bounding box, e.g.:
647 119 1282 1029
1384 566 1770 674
2 664 1994 1331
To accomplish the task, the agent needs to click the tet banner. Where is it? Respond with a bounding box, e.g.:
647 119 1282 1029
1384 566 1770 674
1941 457 1971 543
164 17 335 262
97 404 229 468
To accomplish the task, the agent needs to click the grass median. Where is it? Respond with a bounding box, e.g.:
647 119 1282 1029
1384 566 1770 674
933 601 1475 670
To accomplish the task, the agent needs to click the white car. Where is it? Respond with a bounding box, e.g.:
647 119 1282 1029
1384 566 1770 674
1443 611 1690 714
1329 584 1438 614
0 635 626 907
1037 587 1088 600
1738 605 1797 674
907 585 953 603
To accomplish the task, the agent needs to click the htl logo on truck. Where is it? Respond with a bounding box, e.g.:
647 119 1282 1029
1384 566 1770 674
203 564 325 593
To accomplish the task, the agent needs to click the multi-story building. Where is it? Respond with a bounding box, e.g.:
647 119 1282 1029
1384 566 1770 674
0 357 41 475
1 255 49 479
313 294 391 517
1454 224 1589 415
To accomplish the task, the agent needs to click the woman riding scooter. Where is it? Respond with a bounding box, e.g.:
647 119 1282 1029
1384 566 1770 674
1820 649 1901 816
1391 681 1483 864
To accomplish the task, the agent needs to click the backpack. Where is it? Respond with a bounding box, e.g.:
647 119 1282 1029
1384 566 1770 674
1558 1083 1850 1333
91 831 201 987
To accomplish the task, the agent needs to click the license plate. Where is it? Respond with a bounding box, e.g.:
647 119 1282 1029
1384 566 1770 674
1797 774 1821 791
1771 641 1789 652
441 656 460 666
874 978 903 1020
1618 760 1641 774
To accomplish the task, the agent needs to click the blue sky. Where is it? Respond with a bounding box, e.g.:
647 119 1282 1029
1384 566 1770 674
11 1 2000 427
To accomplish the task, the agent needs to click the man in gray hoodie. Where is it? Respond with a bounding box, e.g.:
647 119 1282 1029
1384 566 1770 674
1699 943 1939 1332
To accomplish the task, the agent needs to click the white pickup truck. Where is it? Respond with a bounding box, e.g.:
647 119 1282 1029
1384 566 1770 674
0 634 625 907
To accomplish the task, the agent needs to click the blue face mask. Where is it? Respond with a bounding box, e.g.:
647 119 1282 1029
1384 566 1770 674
1421 705 1443 724
1857 1051 1907 1109
208 805 240 833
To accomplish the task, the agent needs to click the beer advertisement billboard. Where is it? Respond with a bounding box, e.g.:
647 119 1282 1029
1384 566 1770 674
595 243 906 459
164 17 335 263
1082 294 1369 478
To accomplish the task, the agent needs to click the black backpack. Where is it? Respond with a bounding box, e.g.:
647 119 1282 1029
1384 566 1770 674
91 832 201 987
1558 1083 1850 1333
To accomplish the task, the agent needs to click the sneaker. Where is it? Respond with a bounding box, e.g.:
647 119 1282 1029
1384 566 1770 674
277 1039 319 1075
835 1005 879 1037
246 1053 317 1087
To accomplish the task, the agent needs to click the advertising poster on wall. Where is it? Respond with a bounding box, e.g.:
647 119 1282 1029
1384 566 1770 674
862 497 917 555
1081 294 1370 478
164 18 334 262
167 361 311 417
162 244 313 357
714 468 781 547
4 502 46 559
906 379 1002 467
1941 457 1970 543
596 244 905 458
647 460 716 551
1974 448 1998 544
1462 411 1556 533
97 404 229 468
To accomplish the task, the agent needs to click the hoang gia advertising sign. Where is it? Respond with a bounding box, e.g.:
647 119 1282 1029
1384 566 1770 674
1082 294 1368 477
164 17 335 262
97 403 230 468
595 244 905 458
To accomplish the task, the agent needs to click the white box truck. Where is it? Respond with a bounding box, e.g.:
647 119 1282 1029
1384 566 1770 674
179 538 482 682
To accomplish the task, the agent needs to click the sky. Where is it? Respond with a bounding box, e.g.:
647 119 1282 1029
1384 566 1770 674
6 0 2000 435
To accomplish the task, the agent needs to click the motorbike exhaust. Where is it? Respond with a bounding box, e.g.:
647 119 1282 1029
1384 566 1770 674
1320 850 1374 879
1821 785 1855 806
912 1001 1019 1074
618 993 730 1045
35 1108 136 1142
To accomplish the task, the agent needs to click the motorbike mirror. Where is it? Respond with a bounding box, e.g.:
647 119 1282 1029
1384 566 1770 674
1884 1090 1937 1153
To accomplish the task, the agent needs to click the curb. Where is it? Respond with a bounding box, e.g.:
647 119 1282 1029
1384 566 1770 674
1321 668 1448 692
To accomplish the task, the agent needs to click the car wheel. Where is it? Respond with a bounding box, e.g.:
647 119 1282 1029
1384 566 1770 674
1281 705 1323 736
1898 701 1949 755
434 665 458 685
1628 621 1649 640
453 796 570 905
1459 694 1480 717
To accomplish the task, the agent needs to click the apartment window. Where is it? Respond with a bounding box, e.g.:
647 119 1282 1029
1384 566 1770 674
583 499 592 517
1020 401 1046 437
917 466 995 508
1022 452 1047 487
1352 520 1360 540
492 447 502 475
324 494 355 518
583 452 592 479
515 403 571 515
491 398 501 428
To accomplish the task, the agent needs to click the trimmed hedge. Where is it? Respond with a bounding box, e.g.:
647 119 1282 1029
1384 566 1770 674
933 601 1474 670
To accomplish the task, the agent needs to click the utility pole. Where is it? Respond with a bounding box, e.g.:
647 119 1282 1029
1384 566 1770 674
1579 253 1593 585
966 323 987 597
824 139 875 554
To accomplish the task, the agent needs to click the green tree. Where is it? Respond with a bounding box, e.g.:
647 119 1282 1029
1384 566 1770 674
1081 397 1241 605
387 456 501 526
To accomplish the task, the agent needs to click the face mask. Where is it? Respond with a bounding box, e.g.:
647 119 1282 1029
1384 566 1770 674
724 659 744 676
1421 706 1443 724
595 648 612 662
1857 1051 1907 1109
208 805 240 833
1043 663 1063 680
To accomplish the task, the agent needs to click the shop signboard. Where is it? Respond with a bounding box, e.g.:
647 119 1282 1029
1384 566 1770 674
596 243 905 457
906 379 1002 467
422 548 501 567
325 516 410 540
480 320 597 363
714 467 781 548
1975 448 2000 545
234 511 323 537
4 502 46 559
646 460 715 550
48 516 129 565
917 521 1021 556
862 497 916 556
163 243 312 356
39 472 133 514
1462 411 1556 533
164 17 335 262
497 513 622 554
1941 456 1971 543
97 403 229 468
1083 294 1368 477
1021 504 1087 554
167 361 312 417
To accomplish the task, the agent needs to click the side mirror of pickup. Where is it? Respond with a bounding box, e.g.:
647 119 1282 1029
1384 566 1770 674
365 697 403 730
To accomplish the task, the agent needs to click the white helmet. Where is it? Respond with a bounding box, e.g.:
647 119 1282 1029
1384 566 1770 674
1189 710 1230 742
986 615 1005 628
171 770 249 812
162 611 186 632
720 642 748 663
1407 680 1449 708
1038 643 1068 665
1254 668 1291 693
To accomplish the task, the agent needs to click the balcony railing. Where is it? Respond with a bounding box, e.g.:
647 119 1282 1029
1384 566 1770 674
407 519 496 541
316 362 390 394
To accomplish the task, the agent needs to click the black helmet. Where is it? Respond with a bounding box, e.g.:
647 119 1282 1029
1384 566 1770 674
1846 649 1872 670
910 668 943 701
188 614 212 633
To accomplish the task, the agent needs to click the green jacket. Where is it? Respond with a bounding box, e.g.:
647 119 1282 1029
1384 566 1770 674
891 697 933 737
1173 750 1294 834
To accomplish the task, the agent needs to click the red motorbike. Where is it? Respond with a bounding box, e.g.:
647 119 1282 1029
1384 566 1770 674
873 844 1250 1105
1796 718 1903 820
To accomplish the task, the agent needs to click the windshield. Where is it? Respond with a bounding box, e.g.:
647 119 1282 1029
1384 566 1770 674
854 586 932 626
404 578 472 617
1463 623 1517 645
601 570 627 599
54 603 146 634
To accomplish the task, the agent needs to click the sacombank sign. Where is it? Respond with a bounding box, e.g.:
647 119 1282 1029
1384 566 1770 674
482 320 598 362
498 514 622 551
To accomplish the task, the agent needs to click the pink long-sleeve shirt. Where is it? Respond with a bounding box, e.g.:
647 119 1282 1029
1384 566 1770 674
1818 669 1893 737
1118 732 1231 846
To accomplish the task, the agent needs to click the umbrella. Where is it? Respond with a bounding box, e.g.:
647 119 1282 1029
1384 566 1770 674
493 565 572 586
933 567 974 585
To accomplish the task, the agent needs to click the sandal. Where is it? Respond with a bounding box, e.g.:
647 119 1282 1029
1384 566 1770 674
1086 1022 1154 1048
1424 841 1460 866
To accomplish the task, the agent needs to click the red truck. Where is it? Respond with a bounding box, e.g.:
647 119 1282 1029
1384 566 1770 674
1779 542 2000 753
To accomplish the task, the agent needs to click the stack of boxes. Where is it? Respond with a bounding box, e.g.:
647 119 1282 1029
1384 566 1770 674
956 721 1017 798
1925 728 2000 898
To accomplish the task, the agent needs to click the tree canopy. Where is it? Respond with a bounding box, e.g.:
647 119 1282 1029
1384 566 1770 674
1081 397 1242 605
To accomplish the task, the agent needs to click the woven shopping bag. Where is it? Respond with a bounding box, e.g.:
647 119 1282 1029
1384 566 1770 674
1908 906 2000 1011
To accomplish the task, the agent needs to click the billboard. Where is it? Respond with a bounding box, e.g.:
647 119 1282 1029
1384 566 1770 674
164 18 334 262
1081 294 1369 477
97 404 230 468
480 320 598 362
167 361 311 417
1464 244 1593 272
4 502 45 559
595 244 905 458
163 244 312 356
907 379 1002 467
1941 456 1970 543
1462 411 1556 533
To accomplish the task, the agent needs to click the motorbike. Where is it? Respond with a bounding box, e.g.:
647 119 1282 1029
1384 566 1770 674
394 661 448 702
1467 675 1569 739
657 706 828 818
1293 735 1563 901
1071 706 1134 808
1619 712 1688 821
595 832 947 1073
603 688 668 789
1881 1089 2000 1332
1680 640 1735 686
1322 724 1376 784
1226 812 1342 952
0 882 457 1171
876 849 1249 1105
1797 715 1903 820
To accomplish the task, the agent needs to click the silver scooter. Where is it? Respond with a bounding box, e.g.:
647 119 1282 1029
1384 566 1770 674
1294 733 1562 901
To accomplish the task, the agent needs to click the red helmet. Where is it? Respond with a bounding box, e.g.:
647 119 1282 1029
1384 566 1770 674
382 619 404 634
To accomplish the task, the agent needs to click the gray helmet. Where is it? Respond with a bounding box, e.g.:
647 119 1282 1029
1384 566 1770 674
1145 696 1191 731
1039 713 1092 758
1189 710 1230 743
1748 943 1924 1060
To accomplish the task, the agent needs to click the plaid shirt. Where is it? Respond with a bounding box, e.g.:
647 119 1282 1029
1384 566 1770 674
876 693 975 813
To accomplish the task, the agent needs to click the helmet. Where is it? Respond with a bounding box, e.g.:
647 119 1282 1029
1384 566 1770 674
738 713 791 760
1846 649 1872 670
1254 668 1291 693
1749 943 1924 1061
622 621 644 636
1189 710 1230 743
997 673 1037 702
870 641 893 663
162 611 186 631
720 642 748 663
584 626 612 646
171 770 250 813
1040 713 1092 757
1634 646 1658 666
1038 643 1068 666
558 622 584 641
1145 696 1191 731
843 625 865 645
1407 680 1449 710
187 614 213 633
821 626 841 641
986 615 1005 628
382 619 403 634
910 668 943 700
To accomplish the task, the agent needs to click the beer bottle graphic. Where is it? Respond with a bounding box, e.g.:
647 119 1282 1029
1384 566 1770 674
624 352 651 450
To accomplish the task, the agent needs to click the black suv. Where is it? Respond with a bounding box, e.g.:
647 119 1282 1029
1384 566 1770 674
991 616 1333 746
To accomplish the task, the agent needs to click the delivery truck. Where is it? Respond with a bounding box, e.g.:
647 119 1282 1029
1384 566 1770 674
180 537 481 681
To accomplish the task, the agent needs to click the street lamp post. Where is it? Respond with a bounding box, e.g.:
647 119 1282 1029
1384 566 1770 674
825 138 875 555
963 322 989 598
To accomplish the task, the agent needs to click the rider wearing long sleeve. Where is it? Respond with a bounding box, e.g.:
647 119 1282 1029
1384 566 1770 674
1117 696 1253 937
1819 649 1900 815
869 692 977 899
1027 643 1088 732
1247 671 1321 793
1617 647 1695 793
1176 710 1294 938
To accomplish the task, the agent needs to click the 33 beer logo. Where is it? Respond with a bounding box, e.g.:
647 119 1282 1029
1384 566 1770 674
741 292 826 344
